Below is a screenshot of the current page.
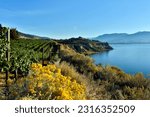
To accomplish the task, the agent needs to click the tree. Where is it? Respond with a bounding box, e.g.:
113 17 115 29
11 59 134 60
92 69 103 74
0 24 2 37
0 25 7 39
10 28 19 39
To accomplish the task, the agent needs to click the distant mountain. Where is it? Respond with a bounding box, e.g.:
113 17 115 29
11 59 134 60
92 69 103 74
93 31 150 43
18 32 50 40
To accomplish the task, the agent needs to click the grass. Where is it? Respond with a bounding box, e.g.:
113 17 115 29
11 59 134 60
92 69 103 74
58 45 150 100
56 61 110 100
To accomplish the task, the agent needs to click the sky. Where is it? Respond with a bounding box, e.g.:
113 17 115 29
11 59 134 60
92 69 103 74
1 0 150 39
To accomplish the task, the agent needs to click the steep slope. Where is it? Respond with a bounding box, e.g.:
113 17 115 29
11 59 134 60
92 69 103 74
56 37 113 54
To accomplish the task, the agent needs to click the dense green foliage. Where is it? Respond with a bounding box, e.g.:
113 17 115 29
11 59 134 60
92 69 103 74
9 39 59 75
0 26 9 71
10 28 19 40
0 26 59 77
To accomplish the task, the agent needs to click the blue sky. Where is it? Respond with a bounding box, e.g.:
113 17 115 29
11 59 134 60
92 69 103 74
1 0 150 39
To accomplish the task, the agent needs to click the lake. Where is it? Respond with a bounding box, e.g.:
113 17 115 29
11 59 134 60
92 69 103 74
91 44 150 78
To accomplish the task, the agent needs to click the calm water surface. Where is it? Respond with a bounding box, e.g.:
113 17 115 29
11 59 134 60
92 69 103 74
91 44 150 78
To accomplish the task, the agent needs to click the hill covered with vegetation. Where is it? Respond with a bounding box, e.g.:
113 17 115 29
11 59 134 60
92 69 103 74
18 31 51 40
0 25 150 100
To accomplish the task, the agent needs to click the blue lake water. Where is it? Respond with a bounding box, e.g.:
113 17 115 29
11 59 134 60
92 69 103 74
91 44 150 78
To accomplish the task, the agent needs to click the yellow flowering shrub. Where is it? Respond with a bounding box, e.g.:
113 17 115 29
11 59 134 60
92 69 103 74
9 63 86 100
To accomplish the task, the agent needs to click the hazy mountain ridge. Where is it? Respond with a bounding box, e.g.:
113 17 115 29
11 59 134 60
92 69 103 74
93 31 150 43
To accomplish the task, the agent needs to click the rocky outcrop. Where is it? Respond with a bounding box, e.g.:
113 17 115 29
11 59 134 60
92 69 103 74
56 37 113 54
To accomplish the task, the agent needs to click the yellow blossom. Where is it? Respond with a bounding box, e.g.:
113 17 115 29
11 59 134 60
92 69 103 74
9 63 86 100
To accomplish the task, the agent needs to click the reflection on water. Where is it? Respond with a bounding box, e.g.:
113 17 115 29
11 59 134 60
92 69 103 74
91 44 150 78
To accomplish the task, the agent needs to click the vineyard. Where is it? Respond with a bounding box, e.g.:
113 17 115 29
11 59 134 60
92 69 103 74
1 26 150 100
0 27 61 99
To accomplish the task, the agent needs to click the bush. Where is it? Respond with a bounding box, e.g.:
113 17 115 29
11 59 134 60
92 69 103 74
60 47 98 75
95 66 150 100
56 62 86 84
10 28 19 40
9 63 86 100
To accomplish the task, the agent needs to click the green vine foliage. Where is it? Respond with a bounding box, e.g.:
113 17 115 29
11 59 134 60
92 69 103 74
0 27 10 71
1 25 58 79
0 26 39 76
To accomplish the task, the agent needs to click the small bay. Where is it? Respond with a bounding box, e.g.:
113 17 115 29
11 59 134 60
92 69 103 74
91 44 150 78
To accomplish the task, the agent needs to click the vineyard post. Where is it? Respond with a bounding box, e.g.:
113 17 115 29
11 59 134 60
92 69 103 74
5 28 10 98
42 47 44 66
49 43 51 61
57 45 60 58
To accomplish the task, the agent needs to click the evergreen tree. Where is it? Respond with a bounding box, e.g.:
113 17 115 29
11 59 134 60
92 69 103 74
0 24 2 37
10 28 19 39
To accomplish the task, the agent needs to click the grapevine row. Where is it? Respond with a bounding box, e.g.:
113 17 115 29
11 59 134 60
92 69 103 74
0 27 60 80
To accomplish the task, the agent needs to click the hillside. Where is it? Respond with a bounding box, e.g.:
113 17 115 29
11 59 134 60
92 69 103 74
1 27 150 100
93 31 150 43
10 29 113 53
18 31 50 40
18 31 113 54
6 27 113 54
56 37 113 54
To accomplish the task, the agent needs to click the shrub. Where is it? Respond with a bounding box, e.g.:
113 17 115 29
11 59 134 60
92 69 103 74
95 65 150 100
56 62 86 84
60 47 98 75
9 63 86 100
